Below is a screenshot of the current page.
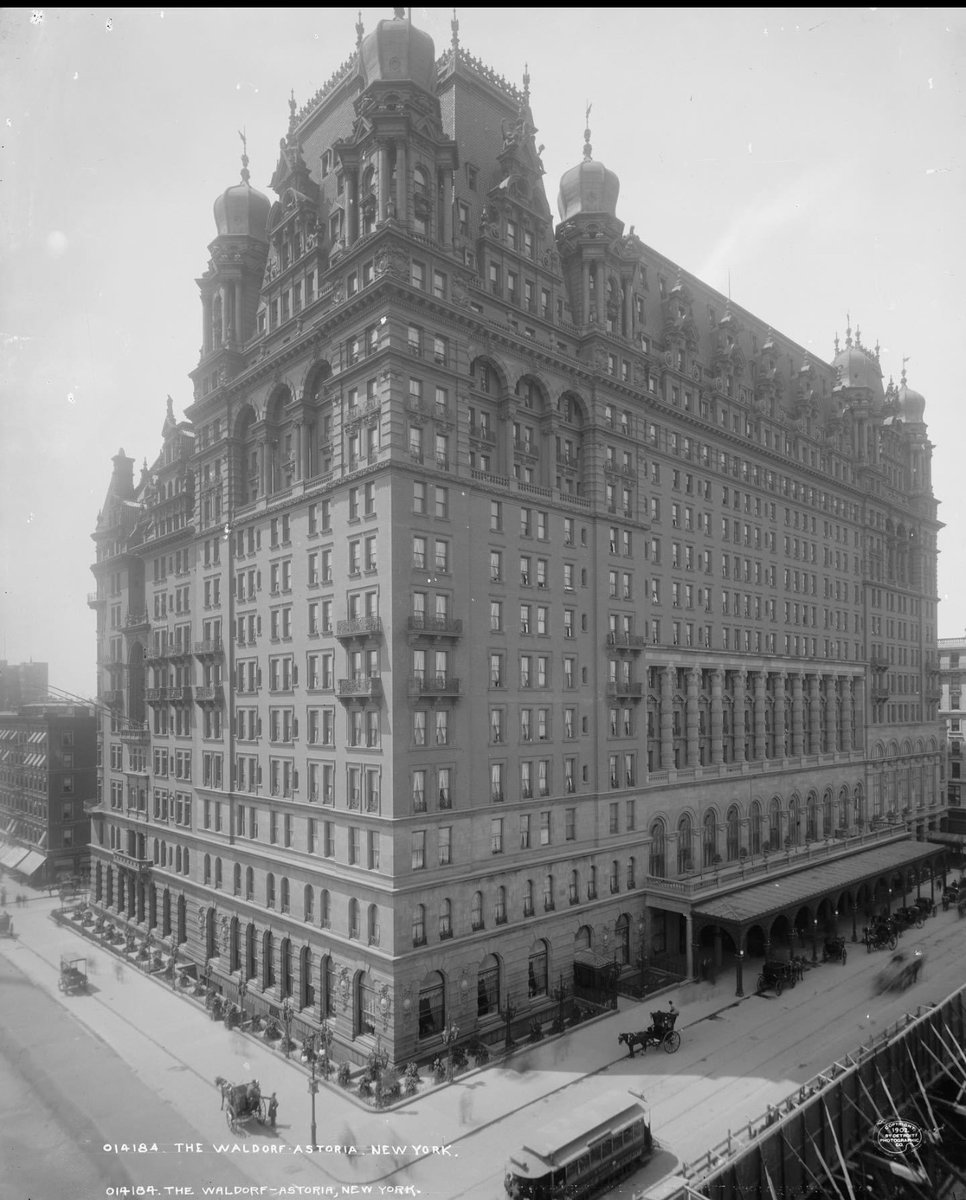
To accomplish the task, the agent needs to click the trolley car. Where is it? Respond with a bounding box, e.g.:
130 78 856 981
504 1095 652 1200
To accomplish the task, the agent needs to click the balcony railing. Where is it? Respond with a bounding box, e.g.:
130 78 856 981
194 685 223 704
336 616 383 639
606 682 644 698
607 632 646 650
120 725 149 744
125 611 150 628
193 638 224 657
408 614 463 636
409 675 461 697
338 674 383 700
163 686 192 703
113 850 151 874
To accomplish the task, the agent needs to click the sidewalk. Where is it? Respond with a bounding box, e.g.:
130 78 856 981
0 876 749 1191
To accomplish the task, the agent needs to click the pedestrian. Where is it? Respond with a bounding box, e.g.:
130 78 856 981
267 1092 278 1128
114 960 125 983
1 887 6 906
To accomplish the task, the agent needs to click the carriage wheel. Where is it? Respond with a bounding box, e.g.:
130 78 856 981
58 978 66 992
887 934 898 951
915 917 923 929
225 1108 235 1131
663 1030 681 1053
774 978 784 995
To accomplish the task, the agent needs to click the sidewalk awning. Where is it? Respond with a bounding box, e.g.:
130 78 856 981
694 839 942 926
14 850 46 878
0 845 28 869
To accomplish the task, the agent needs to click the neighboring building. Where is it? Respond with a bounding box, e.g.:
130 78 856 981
0 661 48 710
0 702 96 884
87 11 945 1064
937 634 966 851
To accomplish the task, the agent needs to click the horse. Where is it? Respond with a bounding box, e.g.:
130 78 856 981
618 1031 649 1058
216 1076 260 1114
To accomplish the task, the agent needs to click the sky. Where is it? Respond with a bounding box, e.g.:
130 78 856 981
1 6 964 698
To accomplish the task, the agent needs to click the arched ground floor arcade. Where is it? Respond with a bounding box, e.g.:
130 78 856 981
659 836 948 997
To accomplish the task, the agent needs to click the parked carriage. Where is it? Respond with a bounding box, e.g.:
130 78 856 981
58 955 88 993
941 881 961 911
618 1007 681 1056
216 1077 266 1133
893 906 924 931
821 936 848 964
862 924 898 953
756 959 798 996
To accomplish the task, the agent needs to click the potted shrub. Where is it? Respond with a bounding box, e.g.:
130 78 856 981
337 1062 352 1088
403 1061 421 1095
528 1018 544 1043
470 1041 489 1067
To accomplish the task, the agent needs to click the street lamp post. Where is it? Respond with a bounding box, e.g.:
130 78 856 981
736 949 744 998
281 997 293 1058
308 1051 319 1150
503 994 516 1051
237 978 248 1026
811 919 818 964
441 1020 459 1081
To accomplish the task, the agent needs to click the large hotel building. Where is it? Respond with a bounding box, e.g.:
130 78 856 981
88 10 945 1063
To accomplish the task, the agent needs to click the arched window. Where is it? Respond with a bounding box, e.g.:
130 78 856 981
528 940 548 998
768 797 781 850
348 898 359 939
822 789 833 834
280 937 292 998
471 891 484 930
588 865 597 899
702 810 718 867
524 878 534 916
495 886 507 924
626 856 636 889
417 969 444 1038
320 888 331 928
610 860 620 893
543 874 554 911
203 853 211 884
478 954 500 1017
280 877 290 914
412 903 426 946
649 819 666 877
266 873 276 909
749 801 762 854
262 930 274 990
303 884 314 923
726 805 740 860
569 869 579 903
214 858 222 889
677 813 693 873
233 863 242 896
806 791 818 840
367 903 380 945
245 867 254 900
439 898 452 939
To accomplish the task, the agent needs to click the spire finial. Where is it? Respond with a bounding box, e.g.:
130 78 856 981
583 101 593 161
166 394 174 419
523 61 530 102
288 89 297 134
451 7 459 50
845 313 852 348
356 10 364 48
901 355 910 386
238 127 250 184
855 324 862 348
834 331 840 354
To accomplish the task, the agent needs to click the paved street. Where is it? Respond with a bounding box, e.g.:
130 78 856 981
1 880 964 1200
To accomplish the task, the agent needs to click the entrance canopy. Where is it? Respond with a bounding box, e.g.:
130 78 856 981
0 844 28 869
14 850 46 878
693 839 941 927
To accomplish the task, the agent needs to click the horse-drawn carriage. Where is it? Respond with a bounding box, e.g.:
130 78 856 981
618 1007 681 1056
216 1077 270 1133
892 905 925 931
941 881 961 912
958 892 966 918
821 936 847 964
862 923 898 953
0 911 14 939
58 955 88 994
756 959 798 996
875 950 924 994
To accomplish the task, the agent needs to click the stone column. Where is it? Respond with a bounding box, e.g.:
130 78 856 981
234 282 244 344
840 676 852 752
582 262 591 326
733 670 747 761
686 668 700 767
378 142 391 220
346 169 359 246
202 293 213 353
660 667 674 770
711 668 724 766
684 912 694 980
596 263 606 327
826 676 839 753
395 142 408 223
754 671 767 761
809 674 822 753
774 672 787 759
791 672 805 757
